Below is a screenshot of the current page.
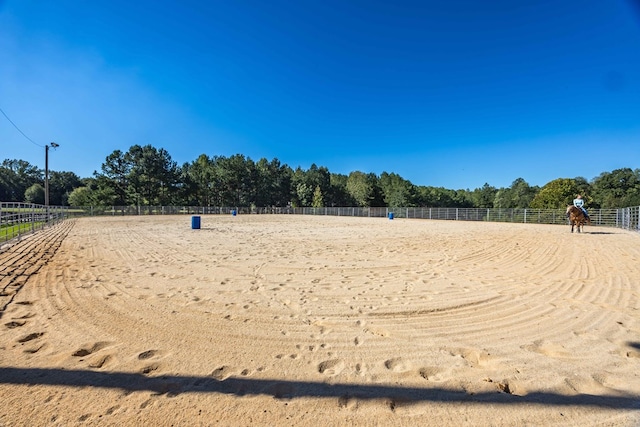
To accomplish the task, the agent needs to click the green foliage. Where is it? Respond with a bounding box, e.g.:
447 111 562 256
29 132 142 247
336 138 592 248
379 172 417 207
2 147 639 209
346 171 381 207
49 171 83 205
529 178 584 209
92 145 180 207
254 158 292 207
312 185 324 207
328 173 355 207
95 149 131 205
295 181 313 207
493 178 538 208
0 159 42 202
127 145 180 206
591 168 640 208
472 183 497 208
67 186 94 206
413 186 473 208
290 164 331 207
415 186 456 207
186 154 216 206
24 183 45 204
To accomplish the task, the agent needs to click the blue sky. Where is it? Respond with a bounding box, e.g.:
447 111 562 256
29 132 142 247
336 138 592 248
1 0 639 190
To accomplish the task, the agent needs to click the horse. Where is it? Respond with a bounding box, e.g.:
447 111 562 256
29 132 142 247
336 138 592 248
566 205 589 233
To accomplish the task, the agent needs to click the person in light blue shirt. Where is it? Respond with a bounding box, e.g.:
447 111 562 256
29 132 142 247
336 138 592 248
572 194 589 220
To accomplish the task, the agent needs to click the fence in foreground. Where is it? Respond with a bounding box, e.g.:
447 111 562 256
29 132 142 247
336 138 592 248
0 202 69 245
66 205 640 233
618 206 640 232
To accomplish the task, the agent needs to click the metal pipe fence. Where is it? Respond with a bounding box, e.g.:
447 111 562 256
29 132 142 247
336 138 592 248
0 202 69 245
2 202 637 248
617 206 640 232
62 205 640 233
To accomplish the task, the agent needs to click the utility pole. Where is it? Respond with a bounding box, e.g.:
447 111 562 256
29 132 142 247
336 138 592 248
45 142 59 207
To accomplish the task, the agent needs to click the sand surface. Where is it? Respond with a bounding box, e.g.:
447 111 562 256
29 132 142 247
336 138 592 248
1 215 640 426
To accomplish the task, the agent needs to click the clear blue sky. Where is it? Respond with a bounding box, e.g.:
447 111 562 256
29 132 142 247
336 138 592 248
1 0 639 190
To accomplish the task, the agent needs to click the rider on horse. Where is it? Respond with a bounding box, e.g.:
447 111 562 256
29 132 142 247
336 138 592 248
571 194 590 220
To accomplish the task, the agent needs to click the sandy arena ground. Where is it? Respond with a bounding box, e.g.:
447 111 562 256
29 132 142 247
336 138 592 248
1 215 640 426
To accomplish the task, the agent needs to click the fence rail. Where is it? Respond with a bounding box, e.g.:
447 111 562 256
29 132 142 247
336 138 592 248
618 206 640 232
64 205 640 232
2 203 638 248
0 203 69 245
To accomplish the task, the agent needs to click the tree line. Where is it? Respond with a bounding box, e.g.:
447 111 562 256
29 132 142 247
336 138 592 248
1 144 639 209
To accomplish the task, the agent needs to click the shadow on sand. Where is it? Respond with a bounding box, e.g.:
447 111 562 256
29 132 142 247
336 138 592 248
1 367 639 410
627 342 640 351
585 231 619 235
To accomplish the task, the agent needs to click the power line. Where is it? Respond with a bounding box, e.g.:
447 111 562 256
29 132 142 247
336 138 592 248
0 106 44 148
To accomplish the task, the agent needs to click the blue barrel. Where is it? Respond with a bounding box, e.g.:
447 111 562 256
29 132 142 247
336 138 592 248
231 210 237 216
388 212 394 220
191 215 201 229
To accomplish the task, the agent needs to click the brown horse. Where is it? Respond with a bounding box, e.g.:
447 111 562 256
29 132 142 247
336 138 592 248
566 205 589 233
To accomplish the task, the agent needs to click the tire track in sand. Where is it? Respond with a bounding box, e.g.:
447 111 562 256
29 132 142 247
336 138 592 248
1 220 73 318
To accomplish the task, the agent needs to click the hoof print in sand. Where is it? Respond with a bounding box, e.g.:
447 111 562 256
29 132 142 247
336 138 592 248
5 321 26 329
418 366 446 382
17 332 44 343
489 378 524 396
89 355 112 369
24 344 46 354
384 357 411 373
318 359 345 376
141 363 160 375
211 365 235 381
138 350 159 360
338 395 358 409
72 342 110 357
522 340 568 358
497 381 513 394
